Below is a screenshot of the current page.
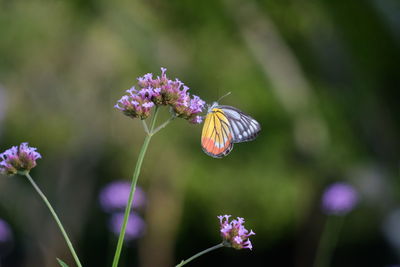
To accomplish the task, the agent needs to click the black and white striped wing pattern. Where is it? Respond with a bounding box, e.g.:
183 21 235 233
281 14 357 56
218 105 261 143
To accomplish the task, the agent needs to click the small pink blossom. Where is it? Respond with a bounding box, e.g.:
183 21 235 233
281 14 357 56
218 215 255 250
0 143 41 175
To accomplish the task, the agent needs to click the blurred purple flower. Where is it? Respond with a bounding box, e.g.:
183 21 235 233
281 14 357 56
109 212 145 241
0 142 41 175
115 68 206 124
0 218 12 243
99 181 146 212
218 215 255 250
322 182 359 215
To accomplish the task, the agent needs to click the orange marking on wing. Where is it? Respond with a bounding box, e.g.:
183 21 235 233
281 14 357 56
202 135 232 155
202 137 215 153
215 138 232 154
201 110 233 156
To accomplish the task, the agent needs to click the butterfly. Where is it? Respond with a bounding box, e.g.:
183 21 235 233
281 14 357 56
201 102 261 158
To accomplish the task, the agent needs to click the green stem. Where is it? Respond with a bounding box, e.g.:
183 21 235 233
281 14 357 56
141 120 149 134
24 173 82 267
175 243 224 267
111 106 160 267
313 216 345 267
151 115 176 135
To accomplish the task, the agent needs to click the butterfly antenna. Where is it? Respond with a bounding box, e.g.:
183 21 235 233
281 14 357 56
217 91 231 102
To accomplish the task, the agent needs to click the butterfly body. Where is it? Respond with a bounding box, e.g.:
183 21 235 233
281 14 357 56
201 102 261 158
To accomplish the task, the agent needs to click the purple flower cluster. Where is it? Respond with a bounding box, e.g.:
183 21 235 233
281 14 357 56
115 68 206 123
99 181 147 240
218 215 255 250
0 143 41 175
322 182 359 215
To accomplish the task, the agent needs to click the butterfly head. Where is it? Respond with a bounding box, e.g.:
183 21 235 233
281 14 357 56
206 92 231 113
207 101 219 113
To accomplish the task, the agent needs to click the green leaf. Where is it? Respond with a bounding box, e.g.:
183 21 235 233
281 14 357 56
57 258 69 267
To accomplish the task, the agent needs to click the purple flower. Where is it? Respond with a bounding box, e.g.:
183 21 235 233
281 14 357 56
99 181 146 212
109 212 145 241
322 182 359 215
189 115 203 124
0 143 41 175
173 94 206 123
115 68 206 124
0 218 12 243
218 215 255 250
114 87 155 119
189 95 206 113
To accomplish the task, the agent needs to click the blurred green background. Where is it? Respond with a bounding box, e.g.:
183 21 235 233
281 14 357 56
0 0 399 266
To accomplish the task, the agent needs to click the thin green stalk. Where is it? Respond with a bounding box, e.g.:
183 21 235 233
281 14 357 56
141 120 149 134
111 106 160 267
151 115 176 135
24 173 82 267
313 216 345 267
176 243 224 267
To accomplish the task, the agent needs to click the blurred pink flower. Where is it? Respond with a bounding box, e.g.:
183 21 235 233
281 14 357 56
322 182 359 215
99 181 146 212
109 212 145 241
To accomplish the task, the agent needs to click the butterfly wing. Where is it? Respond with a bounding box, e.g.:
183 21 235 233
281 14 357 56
218 105 261 143
201 108 234 158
